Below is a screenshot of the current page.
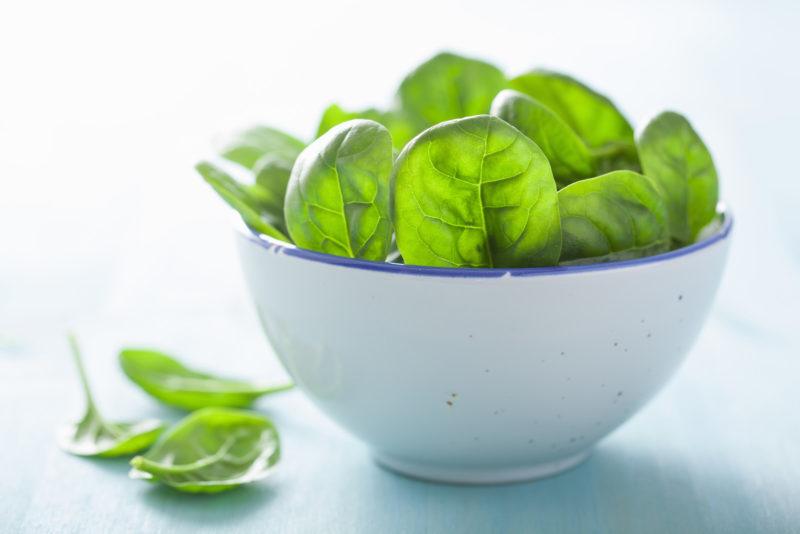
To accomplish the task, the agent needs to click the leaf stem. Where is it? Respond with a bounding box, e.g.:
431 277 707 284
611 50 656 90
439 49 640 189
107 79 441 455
132 435 237 474
67 333 101 419
257 383 294 396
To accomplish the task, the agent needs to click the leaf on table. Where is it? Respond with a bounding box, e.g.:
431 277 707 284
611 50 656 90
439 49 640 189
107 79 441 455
129 407 280 493
119 348 292 411
58 335 165 457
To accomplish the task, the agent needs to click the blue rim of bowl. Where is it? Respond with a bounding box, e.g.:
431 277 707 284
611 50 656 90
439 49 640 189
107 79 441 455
238 207 733 278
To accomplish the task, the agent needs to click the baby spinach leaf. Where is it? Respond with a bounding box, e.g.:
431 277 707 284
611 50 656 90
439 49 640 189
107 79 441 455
195 161 290 242
59 335 165 457
638 111 719 244
285 119 394 260
220 126 305 170
316 103 416 149
398 52 507 129
317 104 383 138
491 89 594 187
251 153 293 229
129 407 280 493
509 70 639 172
119 349 293 411
392 115 562 268
509 70 633 149
216 126 305 231
557 170 670 264
591 141 642 174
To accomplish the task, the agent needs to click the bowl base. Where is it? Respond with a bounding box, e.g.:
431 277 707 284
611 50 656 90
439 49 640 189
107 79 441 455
374 449 591 485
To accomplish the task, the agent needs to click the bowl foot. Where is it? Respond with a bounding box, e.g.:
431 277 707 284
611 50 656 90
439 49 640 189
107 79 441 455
373 449 591 485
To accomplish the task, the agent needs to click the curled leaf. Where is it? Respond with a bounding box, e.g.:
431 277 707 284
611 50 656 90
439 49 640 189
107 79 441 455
129 408 280 493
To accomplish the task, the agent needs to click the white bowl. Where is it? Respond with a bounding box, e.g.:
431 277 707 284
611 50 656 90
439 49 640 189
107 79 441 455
236 210 732 484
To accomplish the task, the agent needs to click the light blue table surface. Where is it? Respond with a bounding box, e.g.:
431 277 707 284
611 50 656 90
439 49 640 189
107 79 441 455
3 227 800 534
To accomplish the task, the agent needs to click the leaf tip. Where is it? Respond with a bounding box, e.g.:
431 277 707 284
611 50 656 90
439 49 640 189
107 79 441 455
194 161 214 180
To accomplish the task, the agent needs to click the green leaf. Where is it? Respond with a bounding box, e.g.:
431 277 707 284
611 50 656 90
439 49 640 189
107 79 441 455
316 103 416 149
509 70 639 172
195 161 290 242
220 126 305 170
285 119 394 260
509 70 633 148
119 349 292 411
398 52 507 128
491 89 594 187
216 125 305 232
557 170 670 265
251 153 293 228
58 335 165 457
317 104 383 138
129 408 280 493
637 111 719 244
590 141 642 174
392 115 562 268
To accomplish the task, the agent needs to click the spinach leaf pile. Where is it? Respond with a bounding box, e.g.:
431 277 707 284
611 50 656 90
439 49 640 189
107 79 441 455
200 51 720 267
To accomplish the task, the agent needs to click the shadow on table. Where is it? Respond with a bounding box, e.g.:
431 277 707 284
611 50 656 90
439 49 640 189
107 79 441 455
367 444 766 533
126 440 773 532
85 456 276 526
85 457 134 476
137 482 277 525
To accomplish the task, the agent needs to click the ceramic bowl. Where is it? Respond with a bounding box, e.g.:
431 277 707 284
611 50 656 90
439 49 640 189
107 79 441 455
236 209 732 484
